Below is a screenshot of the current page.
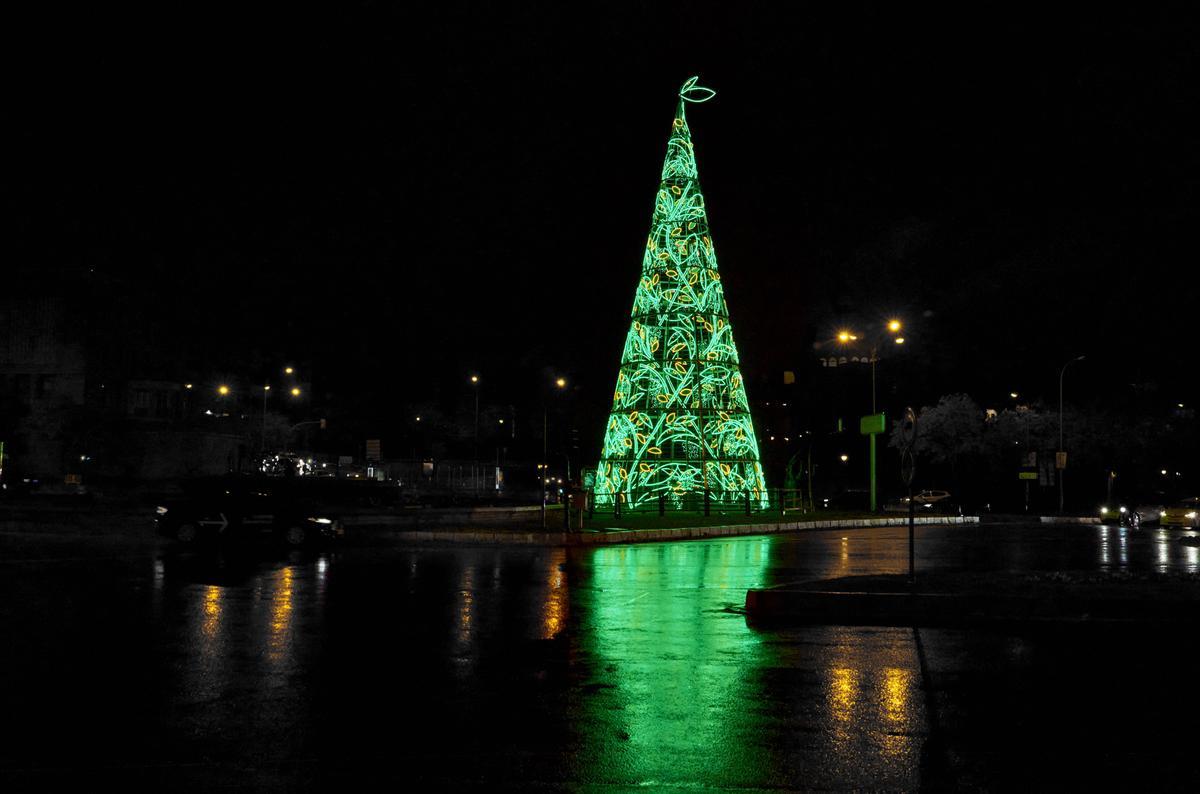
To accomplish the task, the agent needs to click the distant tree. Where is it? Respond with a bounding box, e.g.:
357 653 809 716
891 393 984 468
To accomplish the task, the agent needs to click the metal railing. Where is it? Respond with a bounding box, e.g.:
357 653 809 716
585 488 817 518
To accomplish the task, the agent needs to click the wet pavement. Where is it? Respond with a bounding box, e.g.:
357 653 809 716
2 521 1200 790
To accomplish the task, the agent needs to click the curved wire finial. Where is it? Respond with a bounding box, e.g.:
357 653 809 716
679 76 716 103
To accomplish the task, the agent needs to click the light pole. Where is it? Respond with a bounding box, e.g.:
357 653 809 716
1058 355 1085 514
835 319 904 511
542 377 567 528
261 384 271 451
470 375 480 492
470 375 480 457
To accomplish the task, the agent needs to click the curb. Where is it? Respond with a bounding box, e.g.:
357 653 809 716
743 588 1200 627
347 515 980 547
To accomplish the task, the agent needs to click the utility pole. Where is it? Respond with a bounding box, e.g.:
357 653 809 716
1058 356 1085 514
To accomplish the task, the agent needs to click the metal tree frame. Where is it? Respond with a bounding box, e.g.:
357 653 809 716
594 78 767 510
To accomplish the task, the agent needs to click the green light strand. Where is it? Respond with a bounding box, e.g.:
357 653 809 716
595 78 767 509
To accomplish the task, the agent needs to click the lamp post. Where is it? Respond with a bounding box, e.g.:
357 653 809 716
836 319 904 511
542 377 567 529
470 375 480 458
1058 355 1086 514
261 384 271 451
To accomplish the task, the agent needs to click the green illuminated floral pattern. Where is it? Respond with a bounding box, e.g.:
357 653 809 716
595 78 767 509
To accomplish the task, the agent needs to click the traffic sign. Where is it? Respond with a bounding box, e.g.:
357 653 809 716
860 412 886 435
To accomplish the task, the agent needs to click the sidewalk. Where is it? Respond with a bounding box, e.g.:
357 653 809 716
745 569 1200 627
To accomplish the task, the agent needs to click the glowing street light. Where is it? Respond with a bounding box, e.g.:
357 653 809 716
470 374 481 463
290 387 301 397
284 367 294 375
830 318 908 512
260 384 273 451
543 375 569 528
217 385 230 396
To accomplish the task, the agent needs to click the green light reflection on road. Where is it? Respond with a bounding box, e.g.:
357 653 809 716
573 537 776 787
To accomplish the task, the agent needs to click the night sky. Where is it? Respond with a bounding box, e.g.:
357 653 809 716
12 4 1200 445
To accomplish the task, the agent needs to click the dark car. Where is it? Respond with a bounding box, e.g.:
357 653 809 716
155 482 344 546
883 489 962 515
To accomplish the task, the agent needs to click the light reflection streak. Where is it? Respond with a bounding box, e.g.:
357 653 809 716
315 555 329 603
882 667 911 723
268 567 295 662
1098 525 1110 568
1186 542 1199 574
829 667 858 724
541 549 568 639
456 565 475 647
1155 530 1170 573
879 666 915 759
1118 527 1129 568
202 584 222 640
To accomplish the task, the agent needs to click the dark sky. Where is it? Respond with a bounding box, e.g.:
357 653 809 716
11 4 1200 434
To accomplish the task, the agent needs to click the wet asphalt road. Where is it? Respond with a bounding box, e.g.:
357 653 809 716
3 521 1200 790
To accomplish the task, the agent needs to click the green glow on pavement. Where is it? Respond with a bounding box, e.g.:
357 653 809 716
577 539 776 783
595 77 766 509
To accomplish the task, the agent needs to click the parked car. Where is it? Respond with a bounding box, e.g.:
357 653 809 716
1098 502 1141 529
155 483 344 546
1161 497 1200 529
883 489 961 515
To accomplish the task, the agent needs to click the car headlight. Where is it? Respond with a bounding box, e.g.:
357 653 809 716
1188 512 1197 520
1161 511 1168 517
1119 506 1127 514
308 517 333 524
1100 507 1108 514
156 506 169 515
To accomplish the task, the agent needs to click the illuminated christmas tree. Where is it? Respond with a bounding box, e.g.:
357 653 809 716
595 77 767 509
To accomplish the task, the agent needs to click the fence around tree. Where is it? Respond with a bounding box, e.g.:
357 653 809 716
584 488 815 518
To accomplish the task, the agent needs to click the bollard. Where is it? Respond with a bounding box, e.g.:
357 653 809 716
659 493 666 516
587 489 594 520
744 489 751 516
704 487 710 517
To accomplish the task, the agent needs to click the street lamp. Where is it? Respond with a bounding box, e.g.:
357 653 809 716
1058 355 1086 514
261 384 271 451
834 318 905 511
543 376 567 528
470 375 480 462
